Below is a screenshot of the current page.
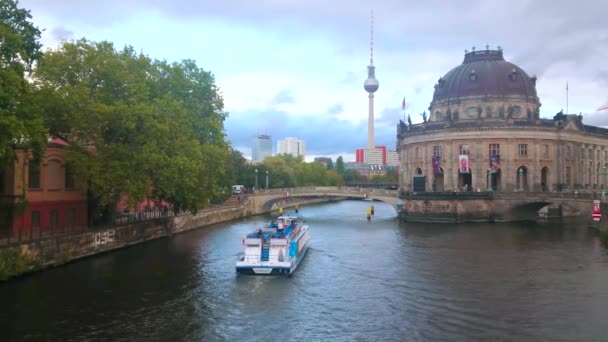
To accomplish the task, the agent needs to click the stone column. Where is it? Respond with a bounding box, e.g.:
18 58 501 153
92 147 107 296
505 138 512 191
447 139 453 191
475 139 484 191
532 139 539 191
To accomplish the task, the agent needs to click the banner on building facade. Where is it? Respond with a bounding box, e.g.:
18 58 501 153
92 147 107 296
593 200 601 222
490 154 500 173
432 156 441 174
458 155 469 173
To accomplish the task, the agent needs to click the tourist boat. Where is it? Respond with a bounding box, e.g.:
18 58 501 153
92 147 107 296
236 215 310 276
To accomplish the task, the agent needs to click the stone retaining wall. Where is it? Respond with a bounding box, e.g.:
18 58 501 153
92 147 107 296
0 196 340 281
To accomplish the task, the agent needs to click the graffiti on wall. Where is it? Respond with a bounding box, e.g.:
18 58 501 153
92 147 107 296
95 230 116 247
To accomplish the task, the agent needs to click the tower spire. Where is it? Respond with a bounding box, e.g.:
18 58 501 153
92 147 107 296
370 9 374 66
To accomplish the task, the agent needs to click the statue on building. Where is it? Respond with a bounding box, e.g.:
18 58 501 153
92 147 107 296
553 109 565 121
420 111 427 123
407 114 412 127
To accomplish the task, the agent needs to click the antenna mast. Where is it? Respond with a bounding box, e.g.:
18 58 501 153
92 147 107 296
370 9 374 66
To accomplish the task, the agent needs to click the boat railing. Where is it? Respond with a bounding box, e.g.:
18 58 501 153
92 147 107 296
237 254 263 263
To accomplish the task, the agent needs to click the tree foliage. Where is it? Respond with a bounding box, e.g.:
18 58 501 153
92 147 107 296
34 39 229 213
0 0 45 168
325 158 334 170
336 156 345 176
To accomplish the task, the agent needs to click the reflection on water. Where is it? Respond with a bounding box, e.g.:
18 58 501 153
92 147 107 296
1 201 608 341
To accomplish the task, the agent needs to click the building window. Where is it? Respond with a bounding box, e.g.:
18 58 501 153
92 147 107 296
597 150 600 162
565 166 571 185
518 144 528 157
459 144 470 156
589 149 593 160
433 145 442 158
581 148 585 159
567 146 572 159
542 144 549 159
32 211 40 228
47 160 62 190
50 209 59 227
489 144 500 156
65 164 75 190
415 147 420 160
604 150 607 161
67 208 76 225
28 160 41 189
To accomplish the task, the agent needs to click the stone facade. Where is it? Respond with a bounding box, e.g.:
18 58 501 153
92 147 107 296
398 49 608 194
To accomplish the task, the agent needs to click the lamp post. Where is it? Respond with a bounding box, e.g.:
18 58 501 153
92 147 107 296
602 167 607 201
255 169 258 193
486 168 493 192
518 167 524 192
265 170 269 191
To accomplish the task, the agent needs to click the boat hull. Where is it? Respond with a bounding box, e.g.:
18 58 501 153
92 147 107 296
236 242 310 276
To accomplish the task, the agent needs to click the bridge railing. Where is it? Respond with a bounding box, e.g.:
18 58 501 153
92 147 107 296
251 186 398 197
401 191 597 200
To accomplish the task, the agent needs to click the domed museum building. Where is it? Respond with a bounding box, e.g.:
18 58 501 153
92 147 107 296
398 47 608 193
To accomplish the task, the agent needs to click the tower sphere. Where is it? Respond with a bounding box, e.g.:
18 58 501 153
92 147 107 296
364 78 379 93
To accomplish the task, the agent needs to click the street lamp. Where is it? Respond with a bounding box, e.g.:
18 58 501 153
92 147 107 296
602 167 607 201
518 167 524 192
255 169 258 192
265 170 269 191
486 168 493 192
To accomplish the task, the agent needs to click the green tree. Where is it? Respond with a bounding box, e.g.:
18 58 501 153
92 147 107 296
35 39 229 216
263 156 296 188
336 156 345 176
325 158 334 170
0 0 46 169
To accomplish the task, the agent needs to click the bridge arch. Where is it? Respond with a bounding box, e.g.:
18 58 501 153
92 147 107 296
508 201 552 220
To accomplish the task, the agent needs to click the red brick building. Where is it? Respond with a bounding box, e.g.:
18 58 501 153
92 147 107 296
0 138 87 235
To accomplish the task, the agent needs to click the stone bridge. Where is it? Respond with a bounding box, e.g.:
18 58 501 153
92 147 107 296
246 187 597 222
247 186 399 215
401 191 597 222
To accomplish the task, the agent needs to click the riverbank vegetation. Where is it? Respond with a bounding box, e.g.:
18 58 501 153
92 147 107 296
0 0 396 221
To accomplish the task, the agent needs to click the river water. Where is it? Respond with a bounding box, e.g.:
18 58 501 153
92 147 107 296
2 200 608 341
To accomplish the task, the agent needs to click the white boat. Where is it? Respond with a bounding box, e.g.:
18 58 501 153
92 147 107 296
236 215 310 276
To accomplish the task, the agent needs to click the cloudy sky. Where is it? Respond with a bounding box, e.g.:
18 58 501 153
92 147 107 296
21 0 608 161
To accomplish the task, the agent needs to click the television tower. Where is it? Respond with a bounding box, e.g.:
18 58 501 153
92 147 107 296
363 9 379 148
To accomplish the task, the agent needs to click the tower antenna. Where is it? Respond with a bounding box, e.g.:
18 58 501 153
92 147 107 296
370 9 374 66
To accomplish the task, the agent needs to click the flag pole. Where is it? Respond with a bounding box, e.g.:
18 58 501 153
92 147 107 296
566 81 569 114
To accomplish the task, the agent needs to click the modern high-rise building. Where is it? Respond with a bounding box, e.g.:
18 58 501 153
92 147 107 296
277 137 305 158
355 145 398 166
386 150 399 166
252 134 272 162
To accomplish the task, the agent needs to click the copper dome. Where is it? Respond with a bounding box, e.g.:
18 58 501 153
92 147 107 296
432 49 537 103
